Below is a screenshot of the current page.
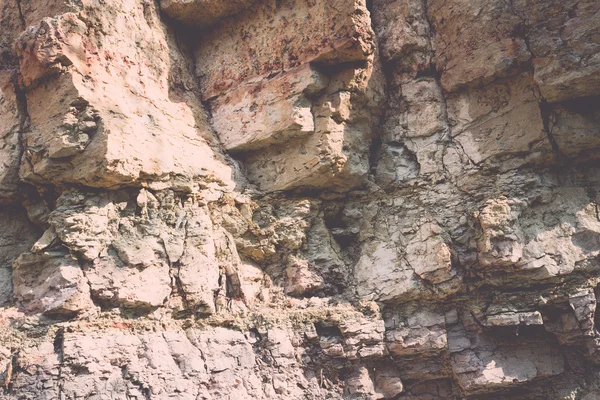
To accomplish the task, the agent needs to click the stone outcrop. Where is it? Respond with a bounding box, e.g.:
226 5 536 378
194 0 384 192
0 0 600 398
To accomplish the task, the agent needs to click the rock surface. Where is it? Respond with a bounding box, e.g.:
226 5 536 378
0 0 600 398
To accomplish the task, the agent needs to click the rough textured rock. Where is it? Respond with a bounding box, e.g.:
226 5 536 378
1 0 600 398
194 0 384 192
14 0 235 191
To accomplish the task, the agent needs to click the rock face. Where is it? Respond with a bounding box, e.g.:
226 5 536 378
0 0 599 398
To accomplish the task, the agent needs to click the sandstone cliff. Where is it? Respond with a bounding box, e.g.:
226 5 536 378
0 0 599 398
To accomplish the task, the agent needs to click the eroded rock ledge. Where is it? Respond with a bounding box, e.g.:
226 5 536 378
1 0 600 398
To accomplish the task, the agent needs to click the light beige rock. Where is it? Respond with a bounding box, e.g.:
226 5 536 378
484 311 544 327
12 251 94 316
517 189 600 278
371 0 431 64
355 240 425 303
48 190 118 262
86 256 172 309
61 331 208 398
451 341 564 393
284 255 324 297
210 64 328 152
447 73 551 171
427 0 530 92
177 206 220 314
405 223 455 284
385 309 447 356
194 0 375 99
15 2 235 192
477 197 524 268
513 0 600 103
194 0 382 192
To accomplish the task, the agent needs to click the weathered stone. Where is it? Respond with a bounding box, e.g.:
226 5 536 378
0 72 22 203
517 189 600 278
477 197 524 268
194 0 375 99
483 311 544 327
15 2 235 192
210 64 328 152
371 0 431 64
0 208 39 305
48 190 117 262
177 206 220 314
448 314 565 394
1 0 600 398
447 73 551 171
86 256 171 309
374 364 404 399
388 79 447 140
551 97 600 162
346 366 375 396
161 0 258 28
512 0 600 103
374 143 420 186
451 341 564 393
12 251 94 316
427 0 530 92
339 316 386 360
568 289 597 336
194 0 382 192
355 240 425 303
284 255 325 297
405 223 456 285
385 308 447 356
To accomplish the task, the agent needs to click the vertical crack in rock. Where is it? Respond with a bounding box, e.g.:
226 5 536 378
363 0 387 179
53 328 64 399
14 0 26 29
11 72 30 174
1 352 16 394
539 98 562 163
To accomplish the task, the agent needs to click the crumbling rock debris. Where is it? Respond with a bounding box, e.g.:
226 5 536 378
0 0 600 398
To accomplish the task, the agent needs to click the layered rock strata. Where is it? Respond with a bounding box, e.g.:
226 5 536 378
0 0 599 398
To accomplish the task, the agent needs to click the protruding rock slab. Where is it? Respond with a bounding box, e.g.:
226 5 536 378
447 313 565 394
475 189 600 279
193 0 382 192
211 65 328 152
12 252 94 316
427 0 530 92
194 0 375 99
427 0 600 102
234 64 383 192
14 2 234 192
161 0 258 28
513 0 600 103
451 342 564 393
446 73 551 171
